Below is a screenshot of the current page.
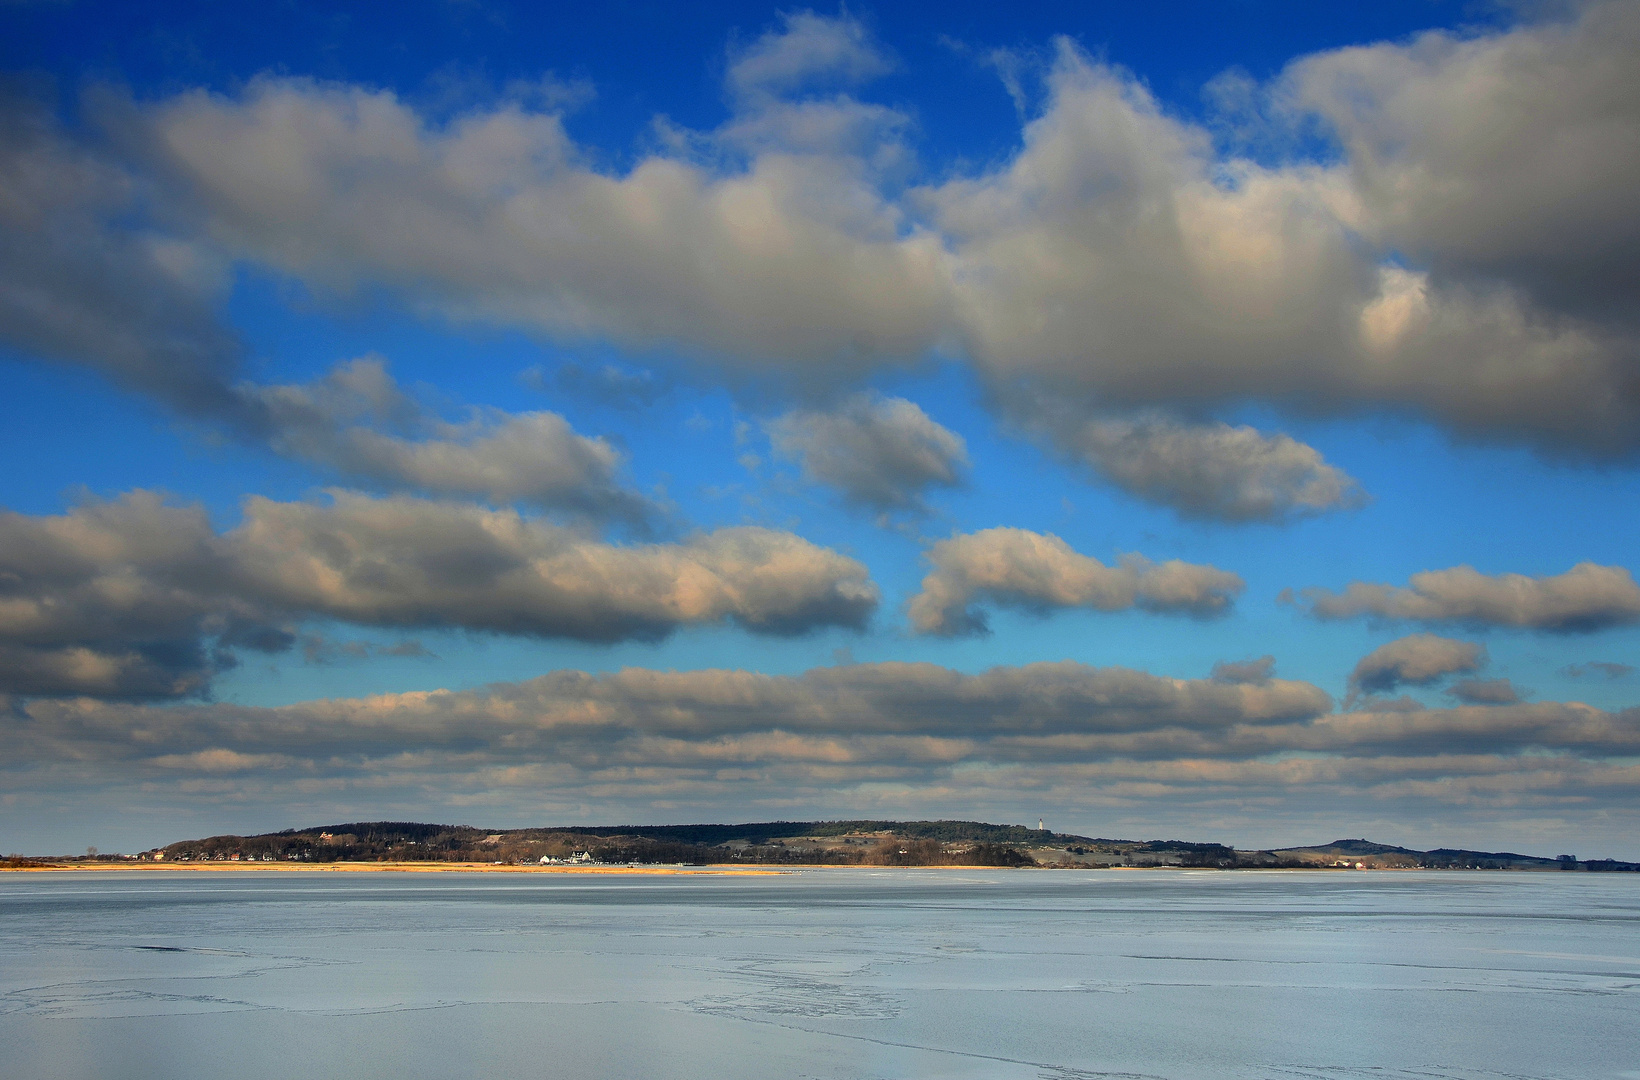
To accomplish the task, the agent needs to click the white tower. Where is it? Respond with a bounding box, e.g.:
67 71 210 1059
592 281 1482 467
1038 818 1045 832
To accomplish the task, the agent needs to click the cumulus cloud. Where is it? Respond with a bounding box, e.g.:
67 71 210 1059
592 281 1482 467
1349 634 1486 697
766 392 968 515
0 492 270 699
135 52 950 386
935 8 1640 456
11 5 1636 533
1284 1 1640 327
0 490 879 698
1019 408 1366 521
908 527 1243 636
227 490 878 640
0 85 251 424
0 96 650 519
1294 563 1640 631
250 356 651 520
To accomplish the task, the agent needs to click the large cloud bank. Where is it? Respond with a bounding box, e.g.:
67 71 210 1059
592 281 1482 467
6 4 1636 518
6 659 1635 842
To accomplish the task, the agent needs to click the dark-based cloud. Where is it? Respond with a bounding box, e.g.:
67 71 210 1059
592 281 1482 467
936 5 1640 456
0 492 264 699
1349 634 1486 696
766 392 968 516
228 490 878 640
1293 563 1640 631
0 659 1337 774
0 490 879 698
8 661 1640 838
0 84 252 424
1285 1 1640 329
908 527 1243 636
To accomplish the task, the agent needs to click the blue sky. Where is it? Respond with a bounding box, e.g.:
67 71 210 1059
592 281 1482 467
3 0 1638 857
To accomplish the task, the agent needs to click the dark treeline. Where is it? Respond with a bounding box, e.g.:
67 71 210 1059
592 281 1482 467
585 837 1037 867
557 820 1062 846
153 820 1058 866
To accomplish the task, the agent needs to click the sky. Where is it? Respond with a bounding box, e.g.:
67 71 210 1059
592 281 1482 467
2 0 1638 858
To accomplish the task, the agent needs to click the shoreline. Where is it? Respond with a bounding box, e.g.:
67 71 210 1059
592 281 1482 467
0 860 1499 875
1 860 787 875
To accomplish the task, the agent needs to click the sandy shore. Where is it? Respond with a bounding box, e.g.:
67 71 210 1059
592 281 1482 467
2 860 788 875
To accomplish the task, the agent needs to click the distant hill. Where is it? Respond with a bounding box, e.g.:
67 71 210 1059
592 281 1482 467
138 821 1639 870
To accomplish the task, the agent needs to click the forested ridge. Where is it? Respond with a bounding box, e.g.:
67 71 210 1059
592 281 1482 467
123 821 1640 870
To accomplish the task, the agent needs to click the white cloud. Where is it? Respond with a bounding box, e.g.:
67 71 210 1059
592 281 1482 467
766 392 968 515
908 527 1243 636
139 70 951 385
1294 563 1640 631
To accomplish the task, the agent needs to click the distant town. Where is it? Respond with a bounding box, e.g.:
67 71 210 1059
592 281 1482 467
8 820 1638 871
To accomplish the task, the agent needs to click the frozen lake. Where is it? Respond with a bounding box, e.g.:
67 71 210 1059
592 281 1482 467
1 868 1636 1079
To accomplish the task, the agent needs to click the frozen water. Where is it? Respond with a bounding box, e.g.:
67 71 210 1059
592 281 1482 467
1 868 1636 1079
